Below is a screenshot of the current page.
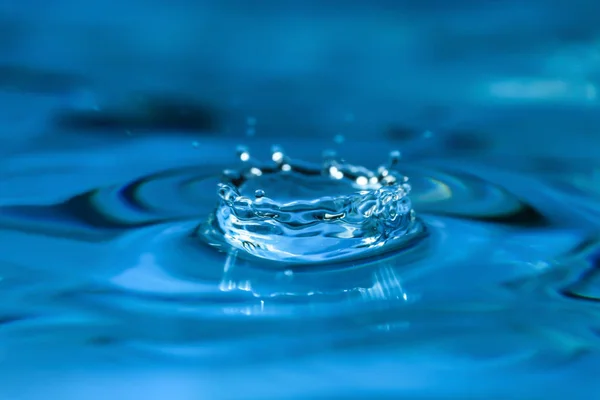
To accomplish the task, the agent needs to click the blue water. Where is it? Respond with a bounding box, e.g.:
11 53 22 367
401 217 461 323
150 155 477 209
2 2 600 399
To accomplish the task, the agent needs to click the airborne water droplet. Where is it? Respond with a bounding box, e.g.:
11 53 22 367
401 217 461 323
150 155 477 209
356 176 368 186
271 145 285 163
236 145 250 162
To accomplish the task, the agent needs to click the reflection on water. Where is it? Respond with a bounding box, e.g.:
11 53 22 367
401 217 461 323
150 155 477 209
2 1 600 399
2 135 600 398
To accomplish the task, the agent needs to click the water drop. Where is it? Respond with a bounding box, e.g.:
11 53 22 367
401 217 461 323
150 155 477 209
199 147 425 264
329 166 344 180
271 146 285 164
236 145 250 162
356 176 369 186
334 134 345 144
249 167 262 176
192 141 199 148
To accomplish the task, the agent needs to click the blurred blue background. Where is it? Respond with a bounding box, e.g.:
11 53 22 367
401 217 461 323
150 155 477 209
1 0 599 154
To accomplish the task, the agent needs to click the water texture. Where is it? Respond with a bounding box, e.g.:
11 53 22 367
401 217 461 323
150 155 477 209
2 1 600 399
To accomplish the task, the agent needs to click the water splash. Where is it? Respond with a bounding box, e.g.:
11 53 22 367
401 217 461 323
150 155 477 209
2 136 600 398
198 146 426 264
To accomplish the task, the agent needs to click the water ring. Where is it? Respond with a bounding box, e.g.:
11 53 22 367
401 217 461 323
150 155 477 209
198 146 426 264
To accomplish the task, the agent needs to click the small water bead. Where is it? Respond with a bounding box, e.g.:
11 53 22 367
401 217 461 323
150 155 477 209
329 166 344 180
356 176 369 186
236 145 250 162
198 146 425 264
271 146 285 164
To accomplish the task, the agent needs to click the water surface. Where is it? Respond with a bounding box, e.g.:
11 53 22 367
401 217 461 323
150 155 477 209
2 132 600 399
2 2 600 399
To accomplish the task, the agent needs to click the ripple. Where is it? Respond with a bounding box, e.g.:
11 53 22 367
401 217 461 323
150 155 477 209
0 140 595 370
559 243 600 303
